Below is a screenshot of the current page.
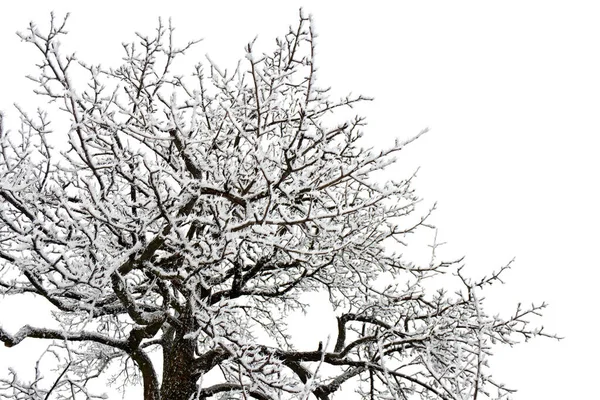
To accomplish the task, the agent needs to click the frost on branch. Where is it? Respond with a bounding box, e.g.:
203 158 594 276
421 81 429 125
0 11 556 400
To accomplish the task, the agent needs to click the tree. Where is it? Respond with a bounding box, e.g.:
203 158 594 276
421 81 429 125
0 11 555 400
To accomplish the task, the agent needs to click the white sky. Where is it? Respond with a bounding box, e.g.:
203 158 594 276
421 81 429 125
1 1 599 399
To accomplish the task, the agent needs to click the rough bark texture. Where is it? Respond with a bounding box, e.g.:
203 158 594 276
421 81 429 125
160 342 197 400
160 317 198 400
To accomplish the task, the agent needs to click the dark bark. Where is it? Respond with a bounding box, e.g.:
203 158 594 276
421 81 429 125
160 337 197 400
130 349 161 400
160 328 198 400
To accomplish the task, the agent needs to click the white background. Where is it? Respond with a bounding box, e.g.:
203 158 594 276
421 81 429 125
1 1 599 399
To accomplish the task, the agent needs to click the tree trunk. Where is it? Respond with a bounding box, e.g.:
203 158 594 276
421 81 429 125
160 328 198 400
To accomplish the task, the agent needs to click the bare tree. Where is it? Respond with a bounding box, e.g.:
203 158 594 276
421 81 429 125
0 11 556 400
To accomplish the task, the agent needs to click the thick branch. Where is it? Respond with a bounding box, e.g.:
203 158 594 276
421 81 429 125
198 383 273 400
111 271 166 325
0 325 127 350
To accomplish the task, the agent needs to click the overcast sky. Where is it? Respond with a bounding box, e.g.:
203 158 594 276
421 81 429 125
1 1 598 399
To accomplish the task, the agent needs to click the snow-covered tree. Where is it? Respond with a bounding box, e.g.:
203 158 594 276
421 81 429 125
0 11 555 400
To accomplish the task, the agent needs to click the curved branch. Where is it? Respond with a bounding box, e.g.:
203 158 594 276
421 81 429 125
198 383 274 400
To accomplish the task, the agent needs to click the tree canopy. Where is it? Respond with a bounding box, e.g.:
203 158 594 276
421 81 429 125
0 11 554 400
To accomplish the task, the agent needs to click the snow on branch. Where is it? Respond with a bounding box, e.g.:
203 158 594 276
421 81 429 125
0 9 557 400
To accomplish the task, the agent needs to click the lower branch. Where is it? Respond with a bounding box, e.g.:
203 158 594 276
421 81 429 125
198 383 273 400
0 324 127 350
130 348 161 400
